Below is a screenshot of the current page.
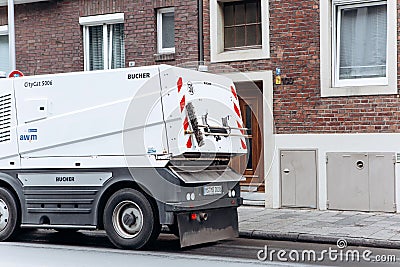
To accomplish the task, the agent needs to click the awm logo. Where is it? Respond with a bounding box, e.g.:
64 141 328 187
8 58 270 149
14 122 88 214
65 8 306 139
20 134 37 141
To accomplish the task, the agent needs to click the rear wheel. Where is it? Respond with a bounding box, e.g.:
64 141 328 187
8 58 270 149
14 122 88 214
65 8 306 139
0 187 19 241
103 189 160 249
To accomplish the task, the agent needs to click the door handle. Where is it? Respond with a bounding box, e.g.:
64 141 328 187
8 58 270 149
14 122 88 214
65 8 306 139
283 168 290 174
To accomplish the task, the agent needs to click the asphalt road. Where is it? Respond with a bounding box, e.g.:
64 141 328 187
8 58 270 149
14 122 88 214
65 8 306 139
3 229 400 266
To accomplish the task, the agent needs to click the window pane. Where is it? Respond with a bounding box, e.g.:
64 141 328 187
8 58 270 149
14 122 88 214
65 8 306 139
223 1 262 50
162 12 175 49
245 105 252 135
111 24 125 69
224 27 234 48
245 105 252 170
89 25 104 71
236 26 245 47
224 4 234 26
246 1 257 24
339 4 387 79
0 35 10 74
246 25 257 46
235 3 245 25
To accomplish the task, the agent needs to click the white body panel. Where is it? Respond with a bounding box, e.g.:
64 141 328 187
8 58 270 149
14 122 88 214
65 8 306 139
0 65 246 169
158 65 246 155
0 79 20 169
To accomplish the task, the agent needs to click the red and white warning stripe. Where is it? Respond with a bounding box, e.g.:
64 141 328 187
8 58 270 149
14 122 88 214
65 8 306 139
231 84 247 150
177 77 193 148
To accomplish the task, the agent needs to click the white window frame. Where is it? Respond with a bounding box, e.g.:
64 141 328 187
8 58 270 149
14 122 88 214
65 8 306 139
0 25 8 35
320 0 397 97
79 13 124 71
157 7 175 54
210 0 270 63
333 1 388 87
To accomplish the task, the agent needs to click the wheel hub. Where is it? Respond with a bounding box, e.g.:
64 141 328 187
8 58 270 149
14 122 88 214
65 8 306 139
112 201 143 239
123 213 136 226
0 199 9 232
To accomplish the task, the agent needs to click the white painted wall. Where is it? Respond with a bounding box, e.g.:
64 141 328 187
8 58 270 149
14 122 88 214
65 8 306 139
273 133 400 212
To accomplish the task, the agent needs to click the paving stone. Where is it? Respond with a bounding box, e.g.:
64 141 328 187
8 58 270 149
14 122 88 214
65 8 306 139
367 230 397 240
238 206 400 248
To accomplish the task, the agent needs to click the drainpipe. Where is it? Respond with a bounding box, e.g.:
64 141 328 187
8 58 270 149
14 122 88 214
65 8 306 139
198 0 206 71
7 0 16 71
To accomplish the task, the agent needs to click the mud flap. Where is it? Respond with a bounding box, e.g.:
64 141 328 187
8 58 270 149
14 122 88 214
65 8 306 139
177 207 239 247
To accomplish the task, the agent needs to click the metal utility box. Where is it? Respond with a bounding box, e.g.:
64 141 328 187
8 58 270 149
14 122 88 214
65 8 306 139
280 150 317 208
326 152 395 212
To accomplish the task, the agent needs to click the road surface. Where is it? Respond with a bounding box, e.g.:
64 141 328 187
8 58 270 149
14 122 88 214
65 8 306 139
0 229 398 266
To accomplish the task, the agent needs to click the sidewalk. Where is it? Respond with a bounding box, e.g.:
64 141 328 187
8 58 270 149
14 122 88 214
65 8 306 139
238 206 400 248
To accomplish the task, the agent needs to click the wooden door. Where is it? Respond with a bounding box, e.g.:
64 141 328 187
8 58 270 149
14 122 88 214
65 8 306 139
230 81 264 192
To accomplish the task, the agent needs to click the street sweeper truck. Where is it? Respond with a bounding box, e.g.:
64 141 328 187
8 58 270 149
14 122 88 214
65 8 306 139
0 65 247 249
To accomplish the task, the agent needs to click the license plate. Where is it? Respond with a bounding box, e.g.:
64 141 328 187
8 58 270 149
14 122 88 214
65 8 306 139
203 185 222 196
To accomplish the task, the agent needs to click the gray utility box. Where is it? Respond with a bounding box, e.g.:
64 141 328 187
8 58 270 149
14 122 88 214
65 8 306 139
326 152 395 212
280 150 317 209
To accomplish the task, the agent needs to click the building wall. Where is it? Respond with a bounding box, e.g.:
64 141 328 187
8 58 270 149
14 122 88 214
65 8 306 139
0 0 199 75
203 0 400 135
0 1 398 132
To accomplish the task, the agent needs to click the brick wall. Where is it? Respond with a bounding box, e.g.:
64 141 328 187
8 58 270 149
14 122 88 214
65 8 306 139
202 0 400 134
7 0 198 75
4 0 400 134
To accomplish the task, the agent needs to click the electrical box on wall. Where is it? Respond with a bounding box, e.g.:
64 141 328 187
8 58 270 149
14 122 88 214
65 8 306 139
280 150 317 209
326 152 396 212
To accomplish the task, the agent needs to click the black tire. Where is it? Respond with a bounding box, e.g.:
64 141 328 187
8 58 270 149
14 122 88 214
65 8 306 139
0 187 19 241
103 188 159 249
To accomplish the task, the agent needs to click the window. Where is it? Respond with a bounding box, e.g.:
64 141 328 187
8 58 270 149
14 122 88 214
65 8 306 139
210 0 270 62
157 8 175 54
320 0 397 97
79 13 125 71
223 1 261 50
334 2 387 87
0 25 9 75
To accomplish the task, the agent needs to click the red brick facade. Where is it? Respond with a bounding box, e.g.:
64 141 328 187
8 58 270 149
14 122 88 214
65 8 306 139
1 0 400 134
0 0 199 74
203 0 400 134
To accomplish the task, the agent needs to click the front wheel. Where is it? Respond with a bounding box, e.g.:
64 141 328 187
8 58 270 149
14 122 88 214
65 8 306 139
0 187 19 241
103 189 160 249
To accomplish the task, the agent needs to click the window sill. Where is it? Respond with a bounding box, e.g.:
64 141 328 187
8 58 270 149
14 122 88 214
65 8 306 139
321 84 397 97
154 53 175 62
210 48 269 63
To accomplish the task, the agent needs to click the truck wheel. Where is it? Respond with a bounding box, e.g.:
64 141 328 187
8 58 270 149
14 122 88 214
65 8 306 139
0 188 19 241
103 189 159 249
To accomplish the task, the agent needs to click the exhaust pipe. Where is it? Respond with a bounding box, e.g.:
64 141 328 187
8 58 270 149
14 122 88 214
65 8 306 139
199 212 208 221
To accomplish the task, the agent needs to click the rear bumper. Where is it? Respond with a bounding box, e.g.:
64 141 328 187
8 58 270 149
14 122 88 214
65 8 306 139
165 196 242 212
176 206 239 247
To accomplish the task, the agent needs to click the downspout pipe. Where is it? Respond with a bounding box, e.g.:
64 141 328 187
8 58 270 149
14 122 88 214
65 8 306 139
7 0 16 71
198 0 204 66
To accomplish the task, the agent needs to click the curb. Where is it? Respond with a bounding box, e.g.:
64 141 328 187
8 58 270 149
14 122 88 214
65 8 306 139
239 230 400 249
